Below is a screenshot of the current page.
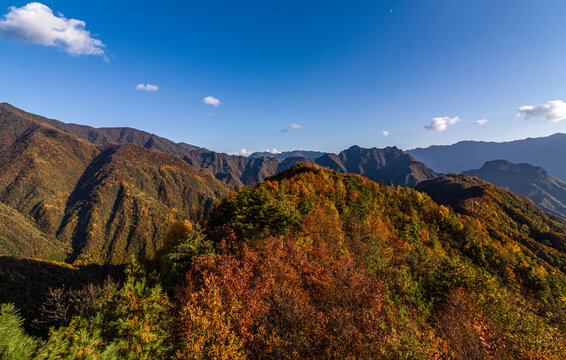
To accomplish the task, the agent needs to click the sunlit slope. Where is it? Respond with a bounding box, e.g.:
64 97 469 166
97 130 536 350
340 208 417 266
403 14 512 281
57 143 230 264
0 103 230 264
416 174 566 271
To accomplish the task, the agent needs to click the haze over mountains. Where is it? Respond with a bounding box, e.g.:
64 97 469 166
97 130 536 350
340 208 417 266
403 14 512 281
248 150 326 159
408 134 566 181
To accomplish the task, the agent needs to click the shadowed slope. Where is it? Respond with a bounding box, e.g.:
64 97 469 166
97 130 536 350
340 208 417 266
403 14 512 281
0 202 67 259
464 160 566 218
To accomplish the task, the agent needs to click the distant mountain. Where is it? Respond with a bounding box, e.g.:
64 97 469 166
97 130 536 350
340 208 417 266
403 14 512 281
184 146 437 187
313 145 437 187
0 103 230 264
463 160 566 218
408 133 566 181
265 146 438 187
249 150 326 159
182 151 281 186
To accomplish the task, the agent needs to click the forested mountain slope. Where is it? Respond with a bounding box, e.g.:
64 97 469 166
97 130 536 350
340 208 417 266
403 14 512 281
2 164 565 359
0 103 230 264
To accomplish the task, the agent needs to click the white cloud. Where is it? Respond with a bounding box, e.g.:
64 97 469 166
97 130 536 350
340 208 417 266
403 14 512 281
382 130 390 137
517 100 566 122
228 148 252 156
425 116 461 132
474 119 488 126
135 83 158 92
282 123 303 132
265 148 280 154
202 96 221 107
0 2 105 57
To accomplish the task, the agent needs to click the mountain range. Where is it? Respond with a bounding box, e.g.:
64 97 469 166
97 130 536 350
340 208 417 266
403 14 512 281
1 104 565 357
1 103 436 188
248 150 326 159
3 101 566 269
0 103 437 264
408 133 566 181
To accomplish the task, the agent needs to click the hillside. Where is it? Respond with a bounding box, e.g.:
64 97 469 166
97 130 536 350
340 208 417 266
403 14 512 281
463 160 566 218
408 133 566 181
0 103 282 187
205 165 565 358
0 103 230 264
416 174 566 271
0 203 66 260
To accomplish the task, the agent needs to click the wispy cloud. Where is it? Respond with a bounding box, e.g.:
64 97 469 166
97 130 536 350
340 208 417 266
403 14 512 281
0 3 105 57
135 83 158 92
282 123 303 132
382 130 390 137
207 112 216 117
202 96 221 107
517 100 566 122
425 116 461 132
474 119 488 126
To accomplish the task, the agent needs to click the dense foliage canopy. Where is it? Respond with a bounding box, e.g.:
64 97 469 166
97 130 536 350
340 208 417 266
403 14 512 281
1 164 565 359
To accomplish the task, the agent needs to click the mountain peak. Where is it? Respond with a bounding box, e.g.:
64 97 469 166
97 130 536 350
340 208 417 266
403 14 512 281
478 159 547 176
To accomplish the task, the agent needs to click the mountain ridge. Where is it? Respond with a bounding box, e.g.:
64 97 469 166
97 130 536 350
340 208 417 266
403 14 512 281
1 103 436 188
408 133 566 181
463 159 566 218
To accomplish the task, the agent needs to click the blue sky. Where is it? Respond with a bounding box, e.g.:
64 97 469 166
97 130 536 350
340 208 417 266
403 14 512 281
2 1 566 154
